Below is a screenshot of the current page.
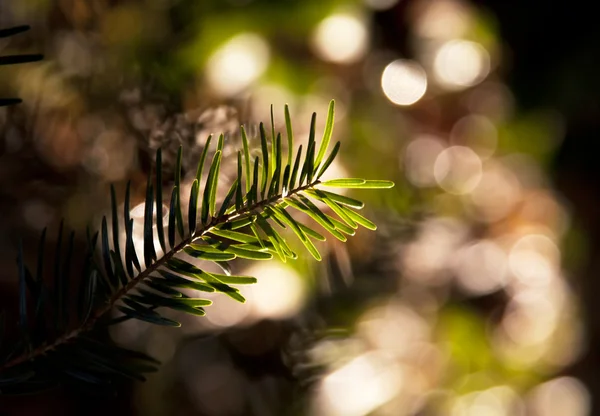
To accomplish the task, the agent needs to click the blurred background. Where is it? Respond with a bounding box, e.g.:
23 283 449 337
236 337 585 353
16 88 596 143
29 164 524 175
1 0 600 415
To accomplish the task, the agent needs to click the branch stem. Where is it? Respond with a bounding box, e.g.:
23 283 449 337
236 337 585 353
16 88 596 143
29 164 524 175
0 180 319 373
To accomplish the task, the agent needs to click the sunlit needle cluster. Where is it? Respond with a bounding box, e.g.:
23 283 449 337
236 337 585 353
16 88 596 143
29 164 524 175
24 0 586 414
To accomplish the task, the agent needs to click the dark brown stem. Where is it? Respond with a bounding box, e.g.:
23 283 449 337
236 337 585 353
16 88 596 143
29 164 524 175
0 181 319 373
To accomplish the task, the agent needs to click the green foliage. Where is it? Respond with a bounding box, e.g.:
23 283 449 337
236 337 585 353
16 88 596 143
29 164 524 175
0 101 393 394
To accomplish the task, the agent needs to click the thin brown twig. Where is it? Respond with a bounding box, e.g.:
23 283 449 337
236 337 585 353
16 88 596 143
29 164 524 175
0 180 319 373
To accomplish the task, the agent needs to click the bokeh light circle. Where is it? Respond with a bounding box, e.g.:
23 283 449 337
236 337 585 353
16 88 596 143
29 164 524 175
433 40 490 90
381 59 428 106
433 146 483 194
312 14 369 64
